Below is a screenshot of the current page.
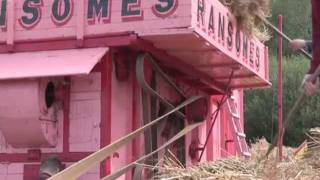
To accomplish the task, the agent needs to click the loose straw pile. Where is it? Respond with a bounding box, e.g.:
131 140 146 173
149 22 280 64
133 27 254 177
154 157 256 179
219 0 271 41
153 137 320 180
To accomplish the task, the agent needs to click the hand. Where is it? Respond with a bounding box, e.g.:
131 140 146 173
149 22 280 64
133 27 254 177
289 39 306 52
302 74 319 96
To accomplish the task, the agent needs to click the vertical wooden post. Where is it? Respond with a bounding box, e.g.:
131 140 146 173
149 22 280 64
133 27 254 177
63 77 71 153
100 52 112 177
277 15 283 161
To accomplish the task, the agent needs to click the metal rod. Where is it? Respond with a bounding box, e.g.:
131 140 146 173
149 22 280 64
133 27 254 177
277 15 283 161
264 65 320 159
261 17 312 60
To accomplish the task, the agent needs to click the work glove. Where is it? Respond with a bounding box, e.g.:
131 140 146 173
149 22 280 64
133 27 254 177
301 74 320 96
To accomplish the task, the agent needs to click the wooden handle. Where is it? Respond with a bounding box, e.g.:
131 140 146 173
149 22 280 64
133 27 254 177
263 65 320 159
260 17 312 60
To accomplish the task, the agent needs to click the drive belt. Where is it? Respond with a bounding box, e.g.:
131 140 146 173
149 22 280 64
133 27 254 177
134 53 188 179
48 95 204 180
136 53 185 119
101 122 203 180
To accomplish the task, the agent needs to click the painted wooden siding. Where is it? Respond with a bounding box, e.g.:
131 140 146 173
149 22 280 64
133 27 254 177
0 73 102 179
0 0 191 42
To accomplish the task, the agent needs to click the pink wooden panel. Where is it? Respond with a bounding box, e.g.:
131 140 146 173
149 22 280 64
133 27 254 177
207 101 221 160
0 48 108 80
0 73 102 180
110 63 133 180
197 122 207 163
0 0 191 42
0 104 64 154
69 73 101 152
218 90 244 157
0 164 23 180
191 0 268 84
184 129 194 166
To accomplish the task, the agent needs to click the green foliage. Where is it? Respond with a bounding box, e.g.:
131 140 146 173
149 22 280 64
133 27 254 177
245 55 320 147
244 0 316 147
267 0 311 55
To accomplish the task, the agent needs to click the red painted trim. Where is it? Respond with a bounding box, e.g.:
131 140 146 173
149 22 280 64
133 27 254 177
277 15 283 161
206 103 214 161
239 90 244 155
63 77 71 153
131 58 140 162
0 31 134 44
220 105 226 157
106 52 112 176
214 74 256 80
0 152 92 163
100 52 112 177
191 128 199 163
198 63 237 68
231 82 271 89
0 33 137 53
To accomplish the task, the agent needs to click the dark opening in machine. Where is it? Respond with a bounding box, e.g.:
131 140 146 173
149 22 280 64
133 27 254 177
45 82 55 108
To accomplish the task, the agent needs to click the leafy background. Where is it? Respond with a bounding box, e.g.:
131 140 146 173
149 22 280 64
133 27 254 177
244 0 320 146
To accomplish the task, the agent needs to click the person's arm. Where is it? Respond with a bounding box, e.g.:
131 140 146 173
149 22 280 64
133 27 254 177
288 39 312 54
288 39 307 52
308 0 320 74
302 0 320 96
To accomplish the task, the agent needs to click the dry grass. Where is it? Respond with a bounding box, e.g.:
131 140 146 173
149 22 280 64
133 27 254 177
153 136 320 180
219 0 271 41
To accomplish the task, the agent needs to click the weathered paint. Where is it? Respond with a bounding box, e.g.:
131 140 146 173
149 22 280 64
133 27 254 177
0 0 263 179
191 0 268 87
0 0 189 42
0 0 269 89
0 47 108 80
0 73 103 179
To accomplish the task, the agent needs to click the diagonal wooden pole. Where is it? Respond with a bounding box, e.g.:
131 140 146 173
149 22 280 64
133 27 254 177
264 66 320 159
260 17 312 60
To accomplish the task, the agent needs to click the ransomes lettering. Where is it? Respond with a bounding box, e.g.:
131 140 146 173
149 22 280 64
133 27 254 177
152 0 178 18
208 6 214 35
0 0 178 29
197 0 261 70
51 0 73 25
20 0 42 28
227 20 233 49
87 0 110 23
